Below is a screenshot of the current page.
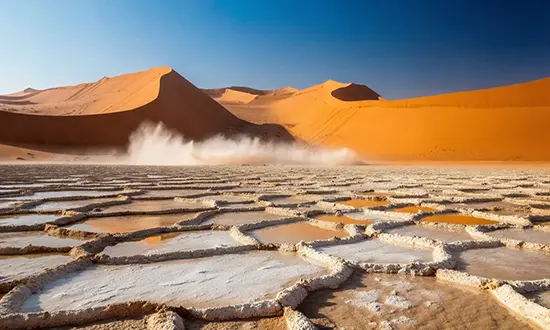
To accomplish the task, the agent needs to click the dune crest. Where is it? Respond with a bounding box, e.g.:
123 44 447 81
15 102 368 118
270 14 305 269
215 77 550 161
0 67 293 150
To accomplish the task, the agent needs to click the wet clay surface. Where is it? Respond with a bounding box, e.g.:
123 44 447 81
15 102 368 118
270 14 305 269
67 213 197 233
300 272 530 330
455 247 550 280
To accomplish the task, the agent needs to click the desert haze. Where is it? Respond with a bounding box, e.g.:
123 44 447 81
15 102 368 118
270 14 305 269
0 67 549 163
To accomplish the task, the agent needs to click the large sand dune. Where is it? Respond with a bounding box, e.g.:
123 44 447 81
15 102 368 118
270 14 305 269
0 67 292 151
215 78 550 161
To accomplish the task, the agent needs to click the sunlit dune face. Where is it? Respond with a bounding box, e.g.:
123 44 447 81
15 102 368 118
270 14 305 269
338 199 390 208
393 206 436 213
421 214 497 225
315 214 373 225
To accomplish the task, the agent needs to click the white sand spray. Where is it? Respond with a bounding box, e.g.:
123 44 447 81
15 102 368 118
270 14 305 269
125 123 362 166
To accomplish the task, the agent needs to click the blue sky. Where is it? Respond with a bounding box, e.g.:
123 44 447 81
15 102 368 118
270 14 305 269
1 0 549 99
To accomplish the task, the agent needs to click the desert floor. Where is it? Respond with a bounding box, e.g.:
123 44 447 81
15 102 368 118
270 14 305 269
0 165 549 329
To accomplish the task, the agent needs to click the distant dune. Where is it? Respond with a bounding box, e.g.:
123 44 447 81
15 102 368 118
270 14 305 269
0 67 292 157
202 86 297 106
214 78 550 161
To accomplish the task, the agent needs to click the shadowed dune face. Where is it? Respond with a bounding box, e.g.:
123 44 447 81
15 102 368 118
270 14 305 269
331 83 380 101
0 68 294 148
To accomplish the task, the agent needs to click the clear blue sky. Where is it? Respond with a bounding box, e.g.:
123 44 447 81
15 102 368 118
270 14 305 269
1 0 549 99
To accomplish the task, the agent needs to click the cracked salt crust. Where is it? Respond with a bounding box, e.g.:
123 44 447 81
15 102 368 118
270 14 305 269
455 246 550 280
318 239 433 264
0 232 84 248
97 199 207 213
21 251 324 312
103 231 239 257
387 225 473 243
0 214 60 227
0 254 72 282
29 197 120 211
4 190 124 201
487 228 549 245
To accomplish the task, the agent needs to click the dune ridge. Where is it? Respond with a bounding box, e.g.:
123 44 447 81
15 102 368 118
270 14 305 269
0 67 293 148
218 78 550 161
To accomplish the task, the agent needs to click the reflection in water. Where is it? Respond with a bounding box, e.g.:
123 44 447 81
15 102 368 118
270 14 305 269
67 213 196 233
141 232 181 245
250 221 348 244
315 214 373 225
339 199 390 208
422 214 497 225
393 206 436 213
203 211 283 225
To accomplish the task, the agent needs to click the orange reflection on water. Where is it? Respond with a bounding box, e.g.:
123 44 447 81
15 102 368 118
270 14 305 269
315 214 373 225
339 199 390 208
422 214 497 225
393 206 436 213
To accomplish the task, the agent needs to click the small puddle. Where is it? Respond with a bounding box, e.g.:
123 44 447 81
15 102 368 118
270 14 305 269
67 213 197 233
99 199 207 213
338 199 390 208
0 214 60 227
0 254 73 282
392 206 436 213
387 225 473 242
21 251 325 312
0 232 84 248
250 222 348 244
318 239 433 264
315 214 373 225
486 228 549 245
456 247 550 280
103 231 238 257
203 211 283 225
300 272 529 330
421 214 498 225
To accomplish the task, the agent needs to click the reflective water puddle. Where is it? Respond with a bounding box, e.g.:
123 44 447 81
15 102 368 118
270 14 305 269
103 231 238 257
315 214 373 225
250 222 348 244
67 213 197 233
203 211 283 225
421 214 498 225
455 247 550 280
392 206 436 213
338 199 390 208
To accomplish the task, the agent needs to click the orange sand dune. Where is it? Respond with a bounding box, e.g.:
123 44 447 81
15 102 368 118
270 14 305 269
202 86 297 106
220 78 550 161
0 67 292 149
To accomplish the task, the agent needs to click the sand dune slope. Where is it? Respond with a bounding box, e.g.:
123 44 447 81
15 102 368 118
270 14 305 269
270 78 550 161
218 78 550 161
0 68 292 149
